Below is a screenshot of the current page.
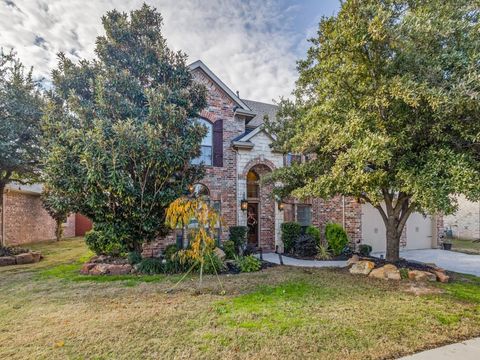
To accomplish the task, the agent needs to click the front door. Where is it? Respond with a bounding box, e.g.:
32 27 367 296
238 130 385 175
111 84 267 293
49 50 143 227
247 203 259 246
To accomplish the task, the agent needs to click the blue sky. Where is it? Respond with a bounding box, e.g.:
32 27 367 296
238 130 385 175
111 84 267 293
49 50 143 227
0 0 340 102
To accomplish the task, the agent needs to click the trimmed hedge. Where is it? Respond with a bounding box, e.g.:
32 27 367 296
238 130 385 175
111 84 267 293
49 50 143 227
325 222 349 256
281 222 302 253
229 226 248 252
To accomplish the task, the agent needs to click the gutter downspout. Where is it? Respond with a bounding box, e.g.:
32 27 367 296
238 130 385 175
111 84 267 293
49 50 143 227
342 195 346 229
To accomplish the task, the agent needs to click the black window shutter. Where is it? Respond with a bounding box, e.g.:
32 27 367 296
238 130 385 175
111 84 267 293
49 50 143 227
212 120 223 167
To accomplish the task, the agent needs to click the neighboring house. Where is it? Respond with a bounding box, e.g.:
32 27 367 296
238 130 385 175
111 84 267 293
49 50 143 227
0 183 77 247
444 195 480 240
144 60 444 256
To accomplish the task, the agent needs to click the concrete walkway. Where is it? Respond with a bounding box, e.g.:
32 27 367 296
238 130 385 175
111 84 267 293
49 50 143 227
373 249 480 276
399 337 480 359
262 252 347 268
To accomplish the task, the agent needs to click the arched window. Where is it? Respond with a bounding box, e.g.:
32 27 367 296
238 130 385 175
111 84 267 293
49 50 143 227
247 170 259 199
191 118 213 166
192 183 210 199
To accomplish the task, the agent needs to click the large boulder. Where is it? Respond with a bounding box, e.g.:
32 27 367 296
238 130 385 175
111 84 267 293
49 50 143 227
434 270 450 283
349 260 375 275
31 251 42 263
89 264 109 275
80 263 96 275
408 270 437 282
368 264 401 280
347 254 360 266
15 252 34 265
107 264 133 275
0 256 16 266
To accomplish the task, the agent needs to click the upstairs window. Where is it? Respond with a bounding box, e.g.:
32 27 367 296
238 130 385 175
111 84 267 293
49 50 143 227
191 118 213 166
285 153 302 167
247 170 260 199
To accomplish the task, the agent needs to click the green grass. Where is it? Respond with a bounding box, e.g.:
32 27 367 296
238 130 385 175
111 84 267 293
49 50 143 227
451 238 480 255
1 239 480 359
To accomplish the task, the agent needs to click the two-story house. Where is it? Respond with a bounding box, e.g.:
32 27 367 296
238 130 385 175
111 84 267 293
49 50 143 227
143 60 444 256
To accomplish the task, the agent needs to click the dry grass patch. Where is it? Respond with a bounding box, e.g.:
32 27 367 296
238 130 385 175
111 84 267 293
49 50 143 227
0 240 480 359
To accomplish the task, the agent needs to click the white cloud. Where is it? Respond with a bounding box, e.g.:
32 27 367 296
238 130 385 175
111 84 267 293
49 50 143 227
0 0 303 102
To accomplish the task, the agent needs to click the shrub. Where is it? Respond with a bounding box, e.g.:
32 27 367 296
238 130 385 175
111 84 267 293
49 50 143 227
222 240 236 260
137 258 164 275
399 268 409 280
293 234 318 257
201 253 225 274
0 246 30 257
325 223 349 256
305 225 321 246
163 244 179 261
316 244 332 260
229 226 248 252
85 226 126 256
127 251 142 265
358 244 372 257
281 222 302 253
234 255 262 273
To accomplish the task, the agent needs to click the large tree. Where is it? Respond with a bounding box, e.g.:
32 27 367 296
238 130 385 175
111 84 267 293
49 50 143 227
42 4 207 254
266 0 480 261
0 50 43 246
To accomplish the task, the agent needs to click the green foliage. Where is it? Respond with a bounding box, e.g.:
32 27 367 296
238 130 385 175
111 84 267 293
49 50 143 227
358 244 373 257
399 268 409 280
41 5 207 253
201 253 225 275
84 226 126 256
229 226 248 252
281 222 302 253
127 251 142 265
0 50 44 216
234 255 262 273
265 0 480 261
163 244 179 261
325 223 348 257
316 244 332 260
293 234 318 258
137 258 164 275
305 225 321 246
222 240 236 260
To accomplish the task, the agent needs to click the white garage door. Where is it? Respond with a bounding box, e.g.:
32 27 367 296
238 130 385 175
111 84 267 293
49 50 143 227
361 203 434 252
405 212 433 250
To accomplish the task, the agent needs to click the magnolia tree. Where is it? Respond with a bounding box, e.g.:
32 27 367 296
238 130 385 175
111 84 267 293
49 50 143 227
0 50 43 246
42 5 207 254
265 0 480 261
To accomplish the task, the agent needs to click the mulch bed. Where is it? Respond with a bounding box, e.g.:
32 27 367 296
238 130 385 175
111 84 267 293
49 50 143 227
286 253 349 261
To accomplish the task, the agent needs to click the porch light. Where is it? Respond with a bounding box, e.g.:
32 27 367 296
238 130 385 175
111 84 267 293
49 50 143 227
241 199 248 211
278 202 284 211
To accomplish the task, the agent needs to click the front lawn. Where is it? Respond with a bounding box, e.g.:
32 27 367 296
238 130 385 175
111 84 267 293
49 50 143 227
451 238 480 255
1 239 480 359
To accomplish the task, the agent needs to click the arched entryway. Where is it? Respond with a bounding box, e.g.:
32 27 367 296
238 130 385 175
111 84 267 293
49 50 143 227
245 164 275 250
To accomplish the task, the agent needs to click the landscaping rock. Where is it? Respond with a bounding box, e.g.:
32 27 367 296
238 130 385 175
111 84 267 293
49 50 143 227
89 264 109 275
349 260 374 275
347 254 360 266
31 251 42 263
214 247 226 261
369 267 386 279
434 270 450 283
383 264 401 280
0 256 16 266
408 270 436 282
107 264 132 275
80 263 96 275
15 252 34 265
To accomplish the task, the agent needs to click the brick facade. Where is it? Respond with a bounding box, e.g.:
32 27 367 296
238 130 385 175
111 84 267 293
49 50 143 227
1 189 75 246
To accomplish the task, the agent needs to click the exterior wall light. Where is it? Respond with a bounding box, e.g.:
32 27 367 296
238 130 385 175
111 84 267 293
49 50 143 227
278 202 284 211
241 199 248 211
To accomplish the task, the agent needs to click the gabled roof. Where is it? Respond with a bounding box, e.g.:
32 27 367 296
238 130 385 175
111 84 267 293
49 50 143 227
242 99 278 127
188 60 252 111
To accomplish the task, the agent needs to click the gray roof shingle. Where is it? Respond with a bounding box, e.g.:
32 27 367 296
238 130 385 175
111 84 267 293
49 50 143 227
242 99 278 127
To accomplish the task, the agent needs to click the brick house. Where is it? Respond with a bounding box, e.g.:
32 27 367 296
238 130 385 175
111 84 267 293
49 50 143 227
144 60 443 256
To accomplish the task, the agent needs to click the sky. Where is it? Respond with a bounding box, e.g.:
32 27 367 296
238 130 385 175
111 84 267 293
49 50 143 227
0 0 340 103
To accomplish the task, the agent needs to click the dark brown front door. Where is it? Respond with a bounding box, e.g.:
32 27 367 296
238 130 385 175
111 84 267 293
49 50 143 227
247 203 259 246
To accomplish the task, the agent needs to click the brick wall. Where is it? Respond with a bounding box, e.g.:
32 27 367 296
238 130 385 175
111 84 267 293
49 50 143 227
2 190 75 246
444 195 480 240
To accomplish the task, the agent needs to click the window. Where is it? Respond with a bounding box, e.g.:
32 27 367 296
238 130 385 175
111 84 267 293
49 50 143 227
191 118 213 166
296 205 312 227
247 170 259 198
285 153 302 167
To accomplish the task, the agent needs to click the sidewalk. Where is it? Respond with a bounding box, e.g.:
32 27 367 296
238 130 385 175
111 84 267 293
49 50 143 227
399 338 480 359
261 252 347 268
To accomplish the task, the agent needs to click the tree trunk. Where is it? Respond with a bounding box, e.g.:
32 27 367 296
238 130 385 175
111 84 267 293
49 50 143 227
55 218 64 241
0 183 4 247
385 220 401 262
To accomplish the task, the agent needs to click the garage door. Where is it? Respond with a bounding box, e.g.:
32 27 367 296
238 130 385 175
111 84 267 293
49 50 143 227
405 212 433 250
361 203 434 252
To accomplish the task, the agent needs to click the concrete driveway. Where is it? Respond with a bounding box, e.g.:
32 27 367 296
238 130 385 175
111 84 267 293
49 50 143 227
373 249 480 277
